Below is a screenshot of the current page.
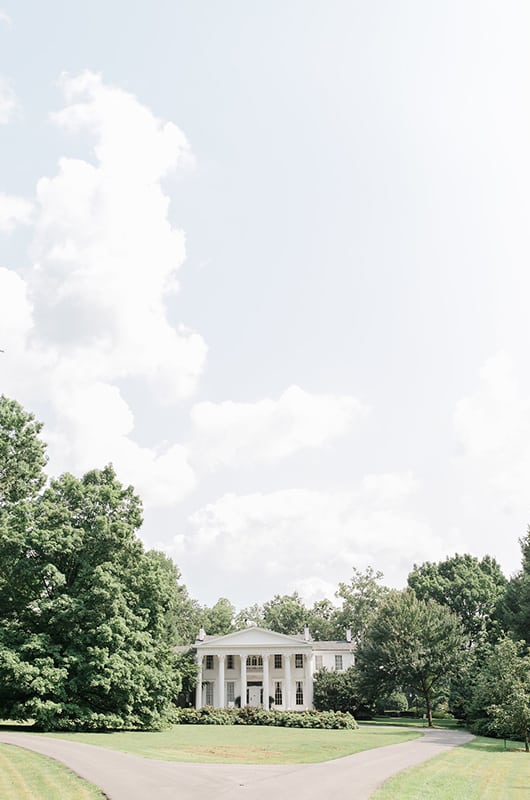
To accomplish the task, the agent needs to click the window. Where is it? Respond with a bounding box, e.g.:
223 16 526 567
205 655 214 670
335 654 343 671
315 655 323 670
274 654 282 669
295 681 304 705
246 655 263 668
227 655 234 670
226 681 235 703
274 681 283 705
295 653 304 669
205 682 214 705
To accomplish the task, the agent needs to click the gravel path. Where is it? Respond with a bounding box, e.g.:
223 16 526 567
0 727 473 799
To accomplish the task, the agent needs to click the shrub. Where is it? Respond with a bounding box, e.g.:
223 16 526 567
173 706 358 729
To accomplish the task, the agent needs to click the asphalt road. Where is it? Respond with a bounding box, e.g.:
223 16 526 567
0 727 474 799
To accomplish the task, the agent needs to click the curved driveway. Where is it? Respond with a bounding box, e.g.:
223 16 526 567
0 727 473 800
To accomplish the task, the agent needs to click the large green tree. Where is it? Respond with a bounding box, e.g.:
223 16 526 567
408 554 506 647
356 590 466 726
0 397 186 729
470 637 530 751
502 529 530 645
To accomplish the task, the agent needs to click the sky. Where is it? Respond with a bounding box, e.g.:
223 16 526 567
1 1 530 609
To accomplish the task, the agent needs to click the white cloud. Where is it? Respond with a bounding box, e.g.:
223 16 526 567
174 475 445 603
45 381 196 507
0 193 34 232
0 10 11 25
29 71 206 399
190 385 367 468
0 72 206 509
0 77 15 124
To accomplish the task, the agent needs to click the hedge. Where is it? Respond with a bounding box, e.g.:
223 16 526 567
172 706 358 729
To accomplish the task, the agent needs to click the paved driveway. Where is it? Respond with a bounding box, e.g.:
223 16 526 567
0 727 473 799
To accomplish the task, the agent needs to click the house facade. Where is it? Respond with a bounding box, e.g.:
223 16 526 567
193 626 354 711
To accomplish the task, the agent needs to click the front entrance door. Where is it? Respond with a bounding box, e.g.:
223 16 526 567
247 684 262 707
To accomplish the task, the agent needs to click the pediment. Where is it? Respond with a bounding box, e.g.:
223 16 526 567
196 626 310 650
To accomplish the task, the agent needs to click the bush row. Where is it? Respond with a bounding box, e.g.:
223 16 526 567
172 705 358 729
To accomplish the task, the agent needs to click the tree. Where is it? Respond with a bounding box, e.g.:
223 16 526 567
335 566 388 644
470 637 530 751
234 603 264 630
0 439 183 730
408 554 507 647
502 529 530 645
0 395 47 509
307 598 340 641
313 667 361 714
201 597 236 636
356 590 466 726
262 593 307 635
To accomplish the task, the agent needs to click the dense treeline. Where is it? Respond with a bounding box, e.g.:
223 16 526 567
1 395 529 745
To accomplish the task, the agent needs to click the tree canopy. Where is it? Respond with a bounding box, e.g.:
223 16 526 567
356 590 466 726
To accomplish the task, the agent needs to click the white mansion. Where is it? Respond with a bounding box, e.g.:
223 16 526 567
192 625 355 711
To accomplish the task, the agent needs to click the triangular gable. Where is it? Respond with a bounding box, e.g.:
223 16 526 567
196 626 311 649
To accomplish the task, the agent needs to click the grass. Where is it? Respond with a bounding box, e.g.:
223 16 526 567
40 724 422 764
363 716 465 730
0 743 105 800
372 735 530 799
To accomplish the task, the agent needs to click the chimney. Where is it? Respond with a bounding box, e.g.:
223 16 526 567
304 625 310 641
345 628 352 643
197 627 206 642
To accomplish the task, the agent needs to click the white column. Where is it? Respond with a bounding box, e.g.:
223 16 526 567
195 654 203 709
218 654 225 708
284 653 292 710
305 652 313 709
240 653 247 708
262 653 270 709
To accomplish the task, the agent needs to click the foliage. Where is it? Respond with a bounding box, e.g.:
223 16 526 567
173 650 199 707
469 637 530 750
335 566 388 644
374 690 408 715
408 553 507 647
0 395 47 509
0 398 188 730
502 529 530 645
356 590 466 726
172 705 358 729
200 597 236 635
261 592 307 635
313 666 362 714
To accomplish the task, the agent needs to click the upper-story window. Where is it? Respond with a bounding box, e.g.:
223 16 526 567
295 653 304 668
335 654 343 671
274 654 282 669
315 655 323 670
227 655 234 670
246 655 263 668
205 655 214 670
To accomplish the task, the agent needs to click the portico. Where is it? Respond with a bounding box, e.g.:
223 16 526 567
193 626 353 711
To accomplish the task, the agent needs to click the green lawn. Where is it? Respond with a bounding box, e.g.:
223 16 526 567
0 743 104 800
372 735 530 800
363 716 465 730
42 724 421 764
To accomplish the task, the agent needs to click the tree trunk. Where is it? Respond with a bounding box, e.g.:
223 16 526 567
525 729 529 753
424 688 433 727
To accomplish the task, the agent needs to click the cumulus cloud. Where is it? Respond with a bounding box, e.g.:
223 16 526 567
174 474 445 603
30 71 206 399
0 71 207 508
0 77 15 124
0 193 34 232
190 385 367 468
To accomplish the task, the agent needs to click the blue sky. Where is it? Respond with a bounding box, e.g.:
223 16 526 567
1 2 530 607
